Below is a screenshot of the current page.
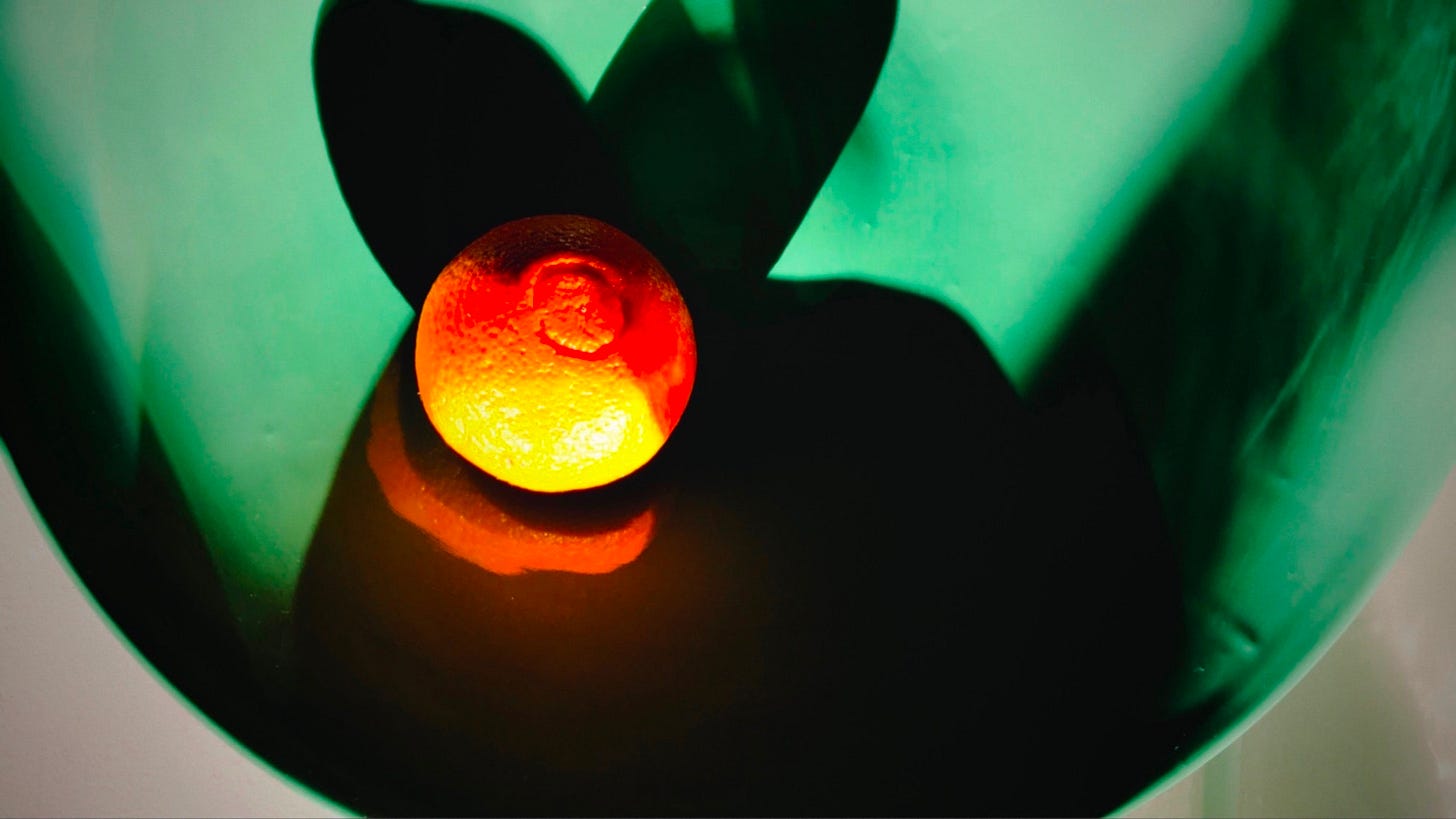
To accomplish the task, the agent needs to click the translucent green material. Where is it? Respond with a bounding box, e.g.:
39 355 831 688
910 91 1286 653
1118 195 1456 813
1103 3 1456 804
2 0 1454 815
771 0 1289 389
0 1 410 643
0 0 1285 637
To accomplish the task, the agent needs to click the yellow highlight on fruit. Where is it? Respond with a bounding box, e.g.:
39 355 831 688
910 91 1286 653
415 215 696 493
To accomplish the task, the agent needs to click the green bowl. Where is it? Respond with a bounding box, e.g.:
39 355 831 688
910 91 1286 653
2 0 1454 814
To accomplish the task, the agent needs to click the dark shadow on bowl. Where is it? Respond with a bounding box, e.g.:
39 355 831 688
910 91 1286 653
313 0 627 311
314 0 897 318
588 0 897 312
288 278 1186 816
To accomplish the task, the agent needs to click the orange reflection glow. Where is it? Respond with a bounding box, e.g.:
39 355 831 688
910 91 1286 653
367 360 655 575
415 215 696 493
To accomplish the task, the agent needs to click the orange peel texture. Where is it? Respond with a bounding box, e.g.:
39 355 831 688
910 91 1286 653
415 215 696 493
367 359 654 576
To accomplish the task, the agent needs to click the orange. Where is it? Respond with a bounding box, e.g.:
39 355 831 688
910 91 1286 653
415 215 696 493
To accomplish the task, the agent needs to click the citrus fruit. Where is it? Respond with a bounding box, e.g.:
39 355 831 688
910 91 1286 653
415 214 696 493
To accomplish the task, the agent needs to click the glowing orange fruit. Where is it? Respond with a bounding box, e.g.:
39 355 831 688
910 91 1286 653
415 215 696 493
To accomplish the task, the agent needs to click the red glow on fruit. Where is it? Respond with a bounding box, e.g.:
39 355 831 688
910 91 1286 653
415 215 696 493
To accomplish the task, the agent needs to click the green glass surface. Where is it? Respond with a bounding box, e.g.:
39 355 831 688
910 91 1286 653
771 0 1289 389
1 0 1454 815
1101 2 1456 805
0 0 410 649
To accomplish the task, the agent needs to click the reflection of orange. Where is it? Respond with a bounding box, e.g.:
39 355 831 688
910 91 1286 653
367 360 655 575
416 215 696 493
